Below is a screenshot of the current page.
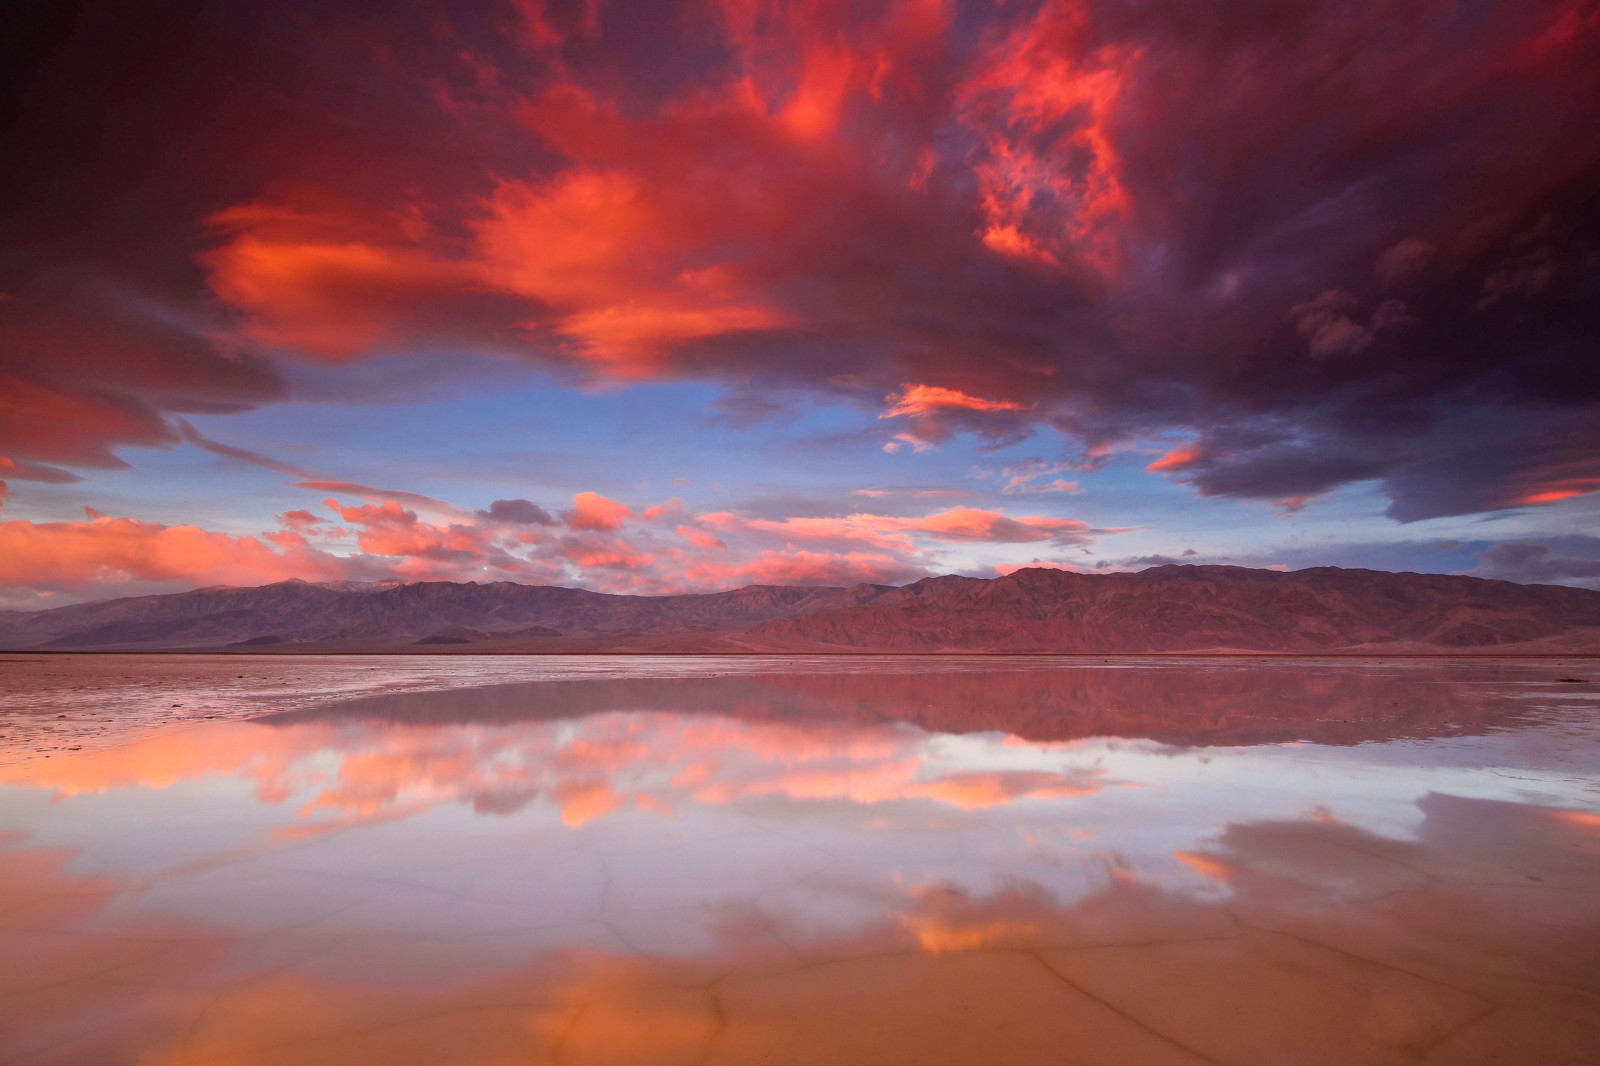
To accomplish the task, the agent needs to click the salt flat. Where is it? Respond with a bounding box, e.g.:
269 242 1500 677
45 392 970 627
0 656 1596 1064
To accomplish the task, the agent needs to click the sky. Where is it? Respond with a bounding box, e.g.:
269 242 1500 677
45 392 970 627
3 0 1599 609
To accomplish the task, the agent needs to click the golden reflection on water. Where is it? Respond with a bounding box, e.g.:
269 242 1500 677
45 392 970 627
1 661 1597 1064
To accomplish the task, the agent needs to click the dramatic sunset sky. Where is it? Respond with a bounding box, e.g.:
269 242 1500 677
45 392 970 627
3 0 1598 607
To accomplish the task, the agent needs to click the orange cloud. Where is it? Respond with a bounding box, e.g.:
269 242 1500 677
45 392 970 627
675 524 727 550
564 491 634 532
698 511 918 552
0 461 1125 600
319 496 536 574
878 385 1037 450
703 506 1101 548
995 560 1090 576
875 506 1094 544
1146 445 1202 473
0 515 347 590
881 384 1031 418
555 532 655 572
323 498 416 527
474 166 789 372
677 549 926 589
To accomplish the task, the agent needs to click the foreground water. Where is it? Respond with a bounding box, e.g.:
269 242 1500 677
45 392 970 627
1 656 1597 1064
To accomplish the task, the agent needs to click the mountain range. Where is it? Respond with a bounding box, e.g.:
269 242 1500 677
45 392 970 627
3 565 1599 654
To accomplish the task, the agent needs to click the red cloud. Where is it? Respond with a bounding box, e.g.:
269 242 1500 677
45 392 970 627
0 371 171 470
192 0 1086 396
954 0 1134 274
4 0 1599 529
200 206 498 360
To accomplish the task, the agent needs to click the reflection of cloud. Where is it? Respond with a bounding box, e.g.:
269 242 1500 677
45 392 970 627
0 713 1118 831
6 788 1598 1064
898 884 1050 952
1172 850 1233 884
552 779 626 827
691 763 1111 810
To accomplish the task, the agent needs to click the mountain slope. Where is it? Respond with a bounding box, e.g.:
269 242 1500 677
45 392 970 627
0 579 893 650
744 566 1600 652
1 566 1597 653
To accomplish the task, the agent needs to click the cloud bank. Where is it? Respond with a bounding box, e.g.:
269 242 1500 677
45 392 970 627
1 0 1597 591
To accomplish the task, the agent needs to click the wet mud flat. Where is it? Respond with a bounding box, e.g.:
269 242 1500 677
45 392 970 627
0 656 1597 1063
0 652 937 764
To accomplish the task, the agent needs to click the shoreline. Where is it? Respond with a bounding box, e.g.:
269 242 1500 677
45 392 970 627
4 648 1600 659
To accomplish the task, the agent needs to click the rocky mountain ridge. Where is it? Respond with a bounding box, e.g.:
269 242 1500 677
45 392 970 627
2 566 1598 654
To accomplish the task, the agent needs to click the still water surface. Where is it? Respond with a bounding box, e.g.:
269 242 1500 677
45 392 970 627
2 658 1597 1064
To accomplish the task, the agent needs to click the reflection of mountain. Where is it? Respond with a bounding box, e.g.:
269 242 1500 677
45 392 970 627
266 662 1549 747
5 564 1600 652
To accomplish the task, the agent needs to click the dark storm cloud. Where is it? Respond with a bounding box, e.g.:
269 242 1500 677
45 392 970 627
1469 535 1600 589
2 0 1597 521
1116 553 1203 568
476 498 558 525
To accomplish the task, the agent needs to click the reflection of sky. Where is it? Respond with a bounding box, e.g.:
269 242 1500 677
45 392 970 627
3 689 1596 963
3 668 1599 1065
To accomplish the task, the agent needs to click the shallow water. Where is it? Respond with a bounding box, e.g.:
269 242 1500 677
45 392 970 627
1 657 1597 1064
